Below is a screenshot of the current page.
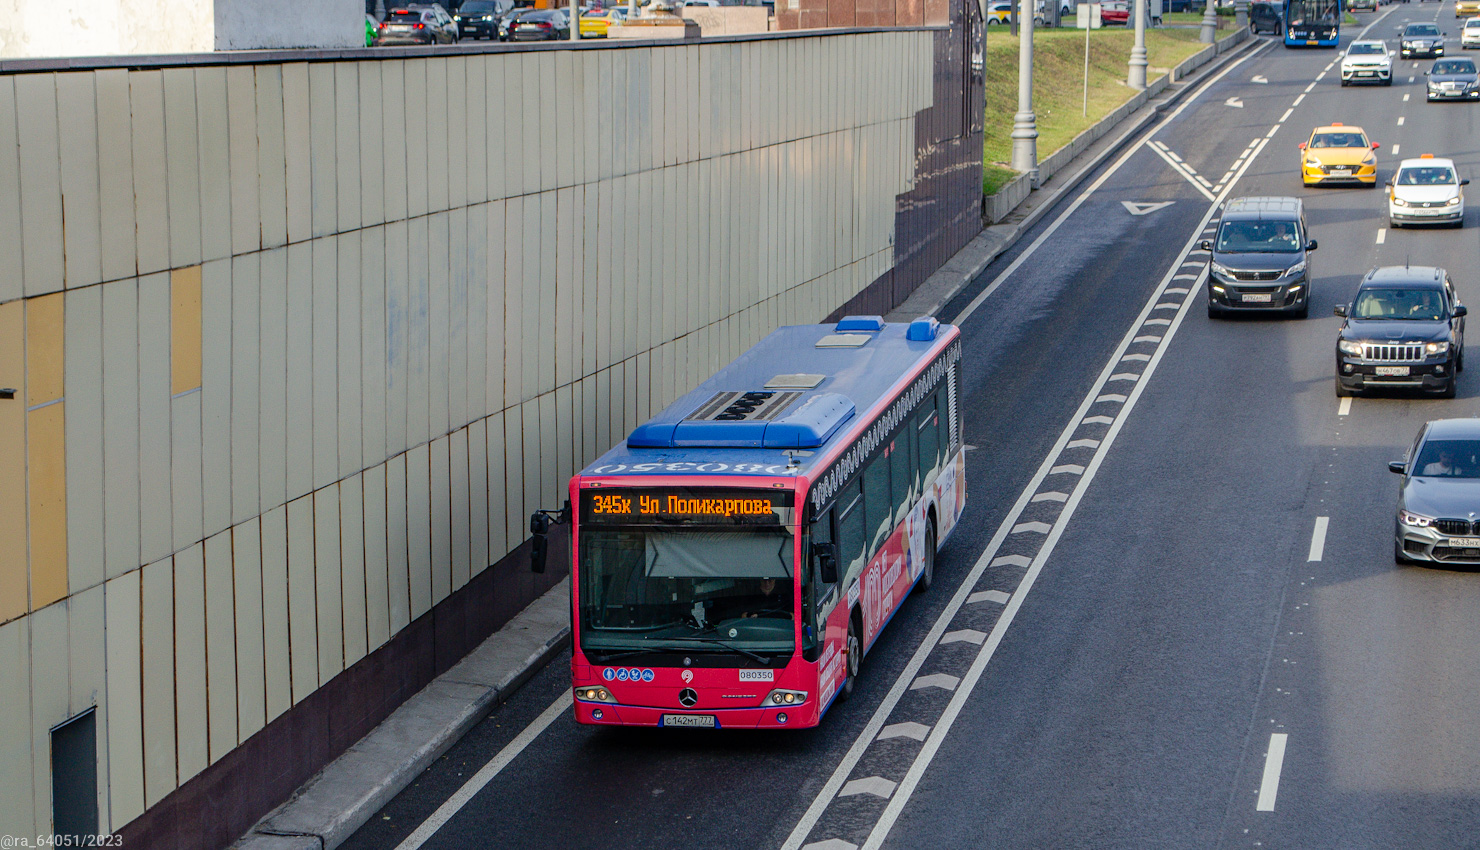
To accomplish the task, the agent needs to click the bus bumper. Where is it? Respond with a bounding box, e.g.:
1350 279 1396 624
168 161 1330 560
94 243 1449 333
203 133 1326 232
573 699 821 729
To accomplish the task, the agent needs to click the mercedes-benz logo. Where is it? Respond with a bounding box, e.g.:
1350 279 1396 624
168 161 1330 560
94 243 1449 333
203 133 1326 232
678 688 698 707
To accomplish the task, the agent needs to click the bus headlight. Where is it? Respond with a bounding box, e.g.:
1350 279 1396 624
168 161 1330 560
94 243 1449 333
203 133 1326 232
763 689 808 706
576 686 618 703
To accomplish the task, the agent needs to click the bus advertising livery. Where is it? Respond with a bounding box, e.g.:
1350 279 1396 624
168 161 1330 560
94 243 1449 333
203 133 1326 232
542 316 965 729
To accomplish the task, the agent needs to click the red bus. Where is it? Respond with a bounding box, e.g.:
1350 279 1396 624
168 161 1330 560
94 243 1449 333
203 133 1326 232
533 316 964 728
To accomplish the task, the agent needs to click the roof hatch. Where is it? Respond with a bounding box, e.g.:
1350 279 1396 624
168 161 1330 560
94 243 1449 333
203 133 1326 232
626 391 856 449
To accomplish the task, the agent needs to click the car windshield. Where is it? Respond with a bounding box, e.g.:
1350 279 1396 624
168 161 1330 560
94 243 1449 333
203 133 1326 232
461 0 498 10
1413 439 1480 478
1352 287 1446 320
1215 220 1302 253
1434 60 1477 74
1407 24 1440 36
1397 166 1458 185
1349 43 1384 54
1310 132 1369 148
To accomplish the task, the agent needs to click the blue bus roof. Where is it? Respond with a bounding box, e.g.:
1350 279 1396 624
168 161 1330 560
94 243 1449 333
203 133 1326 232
577 317 956 480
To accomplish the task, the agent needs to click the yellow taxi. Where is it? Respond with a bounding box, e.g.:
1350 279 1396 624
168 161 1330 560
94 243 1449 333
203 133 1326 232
580 6 626 37
1458 0 1480 17
1299 123 1379 187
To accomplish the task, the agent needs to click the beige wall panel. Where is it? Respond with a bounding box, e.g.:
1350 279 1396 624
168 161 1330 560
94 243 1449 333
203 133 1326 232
255 66 289 251
608 53 626 181
554 53 574 190
362 464 390 652
259 506 292 721
358 63 385 228
467 419 489 579
446 58 467 212
405 443 432 620
171 392 205 555
484 411 506 560
99 280 140 582
0 79 22 304
518 57 540 196
384 221 410 459
340 476 368 669
594 181 612 371
483 201 505 412
484 55 506 203
465 57 486 206
429 436 452 605
232 518 267 742
581 376 598 473
0 616 34 833
311 222 340 494
285 243 314 501
139 557 176 806
196 68 233 265
226 67 261 257
534 194 555 397
385 454 411 634
555 384 573 506
65 287 104 594
334 63 362 234
258 249 289 512
103 571 143 829
503 408 523 557
137 273 174 566
361 226 388 469
581 188 598 377
406 218 431 448
29 600 67 832
501 196 523 409
448 209 468 432
380 62 409 225
594 52 613 182
338 234 363 479
174 544 209 784
553 187 575 391
204 531 237 764
285 496 318 703
428 213 451 438
313 486 344 686
536 53 556 192
282 63 312 244
55 73 103 290
522 400 542 535
404 60 429 220
426 58 450 214
93 70 136 284
200 261 233 533
466 205 487 423
15 75 64 297
162 69 203 269
449 429 470 592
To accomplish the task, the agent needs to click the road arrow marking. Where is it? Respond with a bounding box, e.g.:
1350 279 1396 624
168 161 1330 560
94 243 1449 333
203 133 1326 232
1121 200 1176 215
910 673 960 692
1252 74 1269 83
878 722 931 742
839 777 898 799
967 589 1012 606
1226 96 1245 107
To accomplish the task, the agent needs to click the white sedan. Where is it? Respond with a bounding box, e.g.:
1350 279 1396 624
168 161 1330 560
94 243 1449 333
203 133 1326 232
1341 39 1393 84
1463 16 1480 48
1389 156 1468 228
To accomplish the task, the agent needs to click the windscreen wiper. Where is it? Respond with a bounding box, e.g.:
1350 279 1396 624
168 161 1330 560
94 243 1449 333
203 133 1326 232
590 647 669 663
678 636 769 665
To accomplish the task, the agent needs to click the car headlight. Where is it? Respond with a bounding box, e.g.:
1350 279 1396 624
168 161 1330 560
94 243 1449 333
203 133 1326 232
1392 196 1409 207
1210 261 1230 278
1305 158 1322 168
1285 260 1307 277
1400 509 1435 528
1339 340 1365 356
1363 154 1376 164
1447 196 1462 205
1426 341 1451 355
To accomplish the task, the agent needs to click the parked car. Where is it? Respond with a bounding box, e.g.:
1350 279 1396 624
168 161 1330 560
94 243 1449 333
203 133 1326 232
374 5 459 45
1335 267 1466 398
455 0 513 38
508 8 571 39
1100 0 1130 25
1249 1 1283 33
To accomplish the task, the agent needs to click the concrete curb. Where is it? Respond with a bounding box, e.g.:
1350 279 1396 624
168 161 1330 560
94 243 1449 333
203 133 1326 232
233 578 572 850
891 27 1258 322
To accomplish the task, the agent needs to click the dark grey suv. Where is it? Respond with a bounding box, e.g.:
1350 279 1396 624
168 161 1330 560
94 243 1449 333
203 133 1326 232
1203 196 1316 318
1335 266 1466 397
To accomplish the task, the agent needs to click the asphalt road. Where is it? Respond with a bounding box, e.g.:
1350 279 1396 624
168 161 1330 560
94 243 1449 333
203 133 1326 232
344 6 1480 849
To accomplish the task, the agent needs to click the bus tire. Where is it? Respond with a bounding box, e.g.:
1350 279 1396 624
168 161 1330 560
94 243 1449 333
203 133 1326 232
917 519 937 593
840 613 862 701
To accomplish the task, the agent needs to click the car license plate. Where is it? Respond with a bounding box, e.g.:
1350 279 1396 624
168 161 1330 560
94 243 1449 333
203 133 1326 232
1242 293 1273 303
1332 168 1351 175
1449 537 1480 547
1376 365 1410 376
661 714 717 728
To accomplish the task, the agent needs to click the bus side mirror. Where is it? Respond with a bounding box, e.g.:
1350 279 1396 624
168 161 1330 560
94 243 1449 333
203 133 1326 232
529 512 551 573
814 542 838 585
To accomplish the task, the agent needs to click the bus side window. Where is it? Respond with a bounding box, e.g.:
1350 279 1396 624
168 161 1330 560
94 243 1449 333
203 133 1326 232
917 393 941 481
808 508 835 656
837 482 867 588
889 428 913 524
863 448 893 554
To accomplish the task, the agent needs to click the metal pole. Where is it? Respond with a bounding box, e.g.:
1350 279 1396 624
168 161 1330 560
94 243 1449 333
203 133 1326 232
1012 0 1039 181
1128 0 1147 89
571 0 580 39
1200 0 1218 42
1234 0 1248 31
1084 9 1091 116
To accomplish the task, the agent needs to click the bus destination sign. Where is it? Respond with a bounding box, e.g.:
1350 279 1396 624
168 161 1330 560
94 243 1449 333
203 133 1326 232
581 488 793 526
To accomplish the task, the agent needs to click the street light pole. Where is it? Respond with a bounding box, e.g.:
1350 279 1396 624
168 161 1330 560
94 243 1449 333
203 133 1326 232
1200 0 1218 43
1128 0 1148 89
571 0 580 40
1011 0 1039 182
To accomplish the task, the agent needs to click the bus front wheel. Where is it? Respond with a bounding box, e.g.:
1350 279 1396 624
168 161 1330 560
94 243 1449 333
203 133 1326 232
840 615 862 701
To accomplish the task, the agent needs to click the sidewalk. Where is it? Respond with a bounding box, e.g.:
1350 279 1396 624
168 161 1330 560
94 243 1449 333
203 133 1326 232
232 30 1259 850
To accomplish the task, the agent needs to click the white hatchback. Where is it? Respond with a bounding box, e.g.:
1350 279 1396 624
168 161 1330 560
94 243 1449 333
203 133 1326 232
1464 16 1480 48
1389 156 1469 228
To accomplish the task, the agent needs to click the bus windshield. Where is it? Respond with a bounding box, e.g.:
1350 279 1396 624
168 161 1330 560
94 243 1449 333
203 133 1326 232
1287 0 1338 25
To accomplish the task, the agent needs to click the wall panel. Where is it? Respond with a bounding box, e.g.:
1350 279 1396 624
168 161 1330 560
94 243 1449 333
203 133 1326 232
340 475 368 669
0 617 33 833
65 287 104 595
15 74 64 296
173 544 208 784
232 518 267 742
204 531 237 764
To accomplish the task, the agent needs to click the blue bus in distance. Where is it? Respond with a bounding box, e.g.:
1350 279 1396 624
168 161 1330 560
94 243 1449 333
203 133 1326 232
1284 0 1340 46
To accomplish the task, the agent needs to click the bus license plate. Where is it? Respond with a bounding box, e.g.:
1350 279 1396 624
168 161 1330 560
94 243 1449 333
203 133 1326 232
662 714 717 728
1376 366 1410 376
1449 537 1480 547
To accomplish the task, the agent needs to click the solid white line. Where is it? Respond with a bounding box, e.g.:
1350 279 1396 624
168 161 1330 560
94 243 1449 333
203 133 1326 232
1148 142 1219 201
945 42 1270 326
1338 396 1352 416
394 693 572 850
1376 227 1387 244
1308 516 1329 562
1256 733 1290 812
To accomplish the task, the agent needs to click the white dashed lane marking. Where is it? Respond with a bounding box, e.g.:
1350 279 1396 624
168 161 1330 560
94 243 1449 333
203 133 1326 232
1376 227 1386 244
1393 143 1401 155
1256 733 1290 812
1398 116 1406 126
1308 516 1329 562
1338 396 1352 416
